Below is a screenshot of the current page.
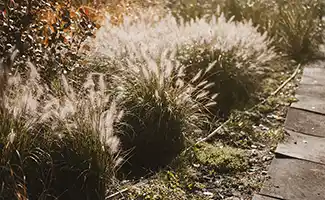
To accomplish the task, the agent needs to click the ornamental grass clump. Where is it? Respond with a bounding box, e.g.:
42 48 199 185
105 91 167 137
0 60 122 200
174 14 276 116
112 49 216 176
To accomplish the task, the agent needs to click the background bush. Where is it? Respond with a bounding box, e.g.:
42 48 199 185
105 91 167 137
0 0 99 89
166 0 325 62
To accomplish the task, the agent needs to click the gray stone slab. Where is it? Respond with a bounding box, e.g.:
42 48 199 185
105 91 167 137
292 95 325 114
295 84 325 99
285 107 325 138
252 194 281 200
276 130 325 165
303 60 325 69
260 158 325 200
299 62 325 86
292 70 325 114
300 75 325 86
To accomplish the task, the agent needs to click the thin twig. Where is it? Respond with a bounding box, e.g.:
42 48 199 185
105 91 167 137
195 120 227 145
106 188 129 199
195 63 301 145
271 64 301 96
106 181 147 199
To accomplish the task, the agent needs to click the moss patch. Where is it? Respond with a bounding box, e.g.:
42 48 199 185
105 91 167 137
126 171 210 200
194 143 248 173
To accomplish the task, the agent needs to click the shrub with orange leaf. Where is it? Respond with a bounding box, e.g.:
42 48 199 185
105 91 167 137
37 1 99 47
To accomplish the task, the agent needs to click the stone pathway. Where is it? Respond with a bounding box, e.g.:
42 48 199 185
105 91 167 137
253 61 325 200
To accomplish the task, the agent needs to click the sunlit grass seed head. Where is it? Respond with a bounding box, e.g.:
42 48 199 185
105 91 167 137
1 61 45 130
1 61 122 153
1 59 123 156
39 72 122 154
175 13 276 68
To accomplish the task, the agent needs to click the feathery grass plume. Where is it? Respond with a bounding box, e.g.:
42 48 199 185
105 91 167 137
86 11 180 61
0 61 122 199
41 72 122 154
89 12 275 76
112 48 215 176
175 13 276 67
0 60 46 200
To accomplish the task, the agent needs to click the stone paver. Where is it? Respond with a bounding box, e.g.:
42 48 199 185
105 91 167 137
252 61 325 200
276 130 325 165
252 194 279 200
260 158 325 200
285 107 325 138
